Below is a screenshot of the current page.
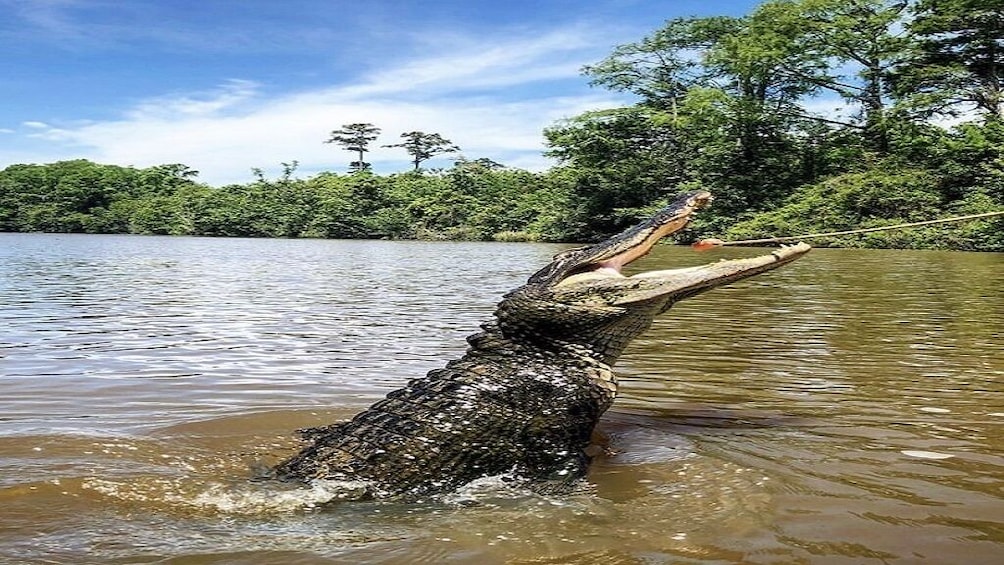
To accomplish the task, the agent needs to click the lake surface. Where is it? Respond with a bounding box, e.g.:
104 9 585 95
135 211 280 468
1 233 1002 564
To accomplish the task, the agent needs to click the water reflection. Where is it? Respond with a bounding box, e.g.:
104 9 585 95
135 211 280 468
0 233 1001 563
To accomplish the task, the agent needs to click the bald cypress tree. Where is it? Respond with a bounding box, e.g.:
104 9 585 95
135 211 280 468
383 131 460 171
325 123 381 172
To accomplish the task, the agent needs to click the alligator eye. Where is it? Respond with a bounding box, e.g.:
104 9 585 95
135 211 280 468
552 246 588 261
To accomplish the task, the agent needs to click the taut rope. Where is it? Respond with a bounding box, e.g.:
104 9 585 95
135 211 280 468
693 210 1004 249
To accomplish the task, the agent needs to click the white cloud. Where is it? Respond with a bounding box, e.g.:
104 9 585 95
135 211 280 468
341 28 594 98
7 26 627 185
125 79 260 120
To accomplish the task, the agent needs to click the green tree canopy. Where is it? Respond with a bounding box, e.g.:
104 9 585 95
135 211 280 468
894 0 1004 122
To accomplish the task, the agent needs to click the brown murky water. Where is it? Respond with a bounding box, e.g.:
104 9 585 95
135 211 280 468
1 233 1002 564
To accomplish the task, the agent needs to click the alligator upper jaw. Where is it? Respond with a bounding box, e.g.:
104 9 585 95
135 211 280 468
589 190 713 272
527 190 714 286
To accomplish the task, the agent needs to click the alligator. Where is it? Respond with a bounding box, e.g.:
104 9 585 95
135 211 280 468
271 190 810 499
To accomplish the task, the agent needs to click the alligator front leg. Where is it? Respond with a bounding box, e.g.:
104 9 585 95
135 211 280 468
519 448 591 494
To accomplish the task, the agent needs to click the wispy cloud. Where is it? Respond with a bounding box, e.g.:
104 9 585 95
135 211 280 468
343 27 595 98
12 25 628 185
3 0 83 36
124 79 261 120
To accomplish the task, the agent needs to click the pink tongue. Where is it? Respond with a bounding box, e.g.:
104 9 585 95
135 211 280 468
592 266 623 276
596 256 627 273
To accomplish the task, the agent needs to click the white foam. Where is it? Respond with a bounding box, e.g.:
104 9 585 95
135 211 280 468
901 450 954 460
82 476 374 514
190 479 371 513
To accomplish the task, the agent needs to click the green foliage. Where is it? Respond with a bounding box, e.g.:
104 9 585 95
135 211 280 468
543 107 684 238
0 160 197 233
583 16 740 108
893 0 1004 121
0 159 586 242
725 167 942 244
547 0 1002 250
724 132 1004 251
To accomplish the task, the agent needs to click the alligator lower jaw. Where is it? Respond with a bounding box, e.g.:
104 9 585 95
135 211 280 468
640 242 812 294
628 242 812 279
557 243 812 289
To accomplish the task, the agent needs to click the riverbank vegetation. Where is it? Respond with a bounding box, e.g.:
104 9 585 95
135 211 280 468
2 0 1002 251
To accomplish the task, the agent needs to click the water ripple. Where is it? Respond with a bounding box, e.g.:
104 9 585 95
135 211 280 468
1 234 1002 564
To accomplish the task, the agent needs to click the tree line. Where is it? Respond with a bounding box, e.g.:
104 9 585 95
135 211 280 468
0 159 574 241
1 0 1002 251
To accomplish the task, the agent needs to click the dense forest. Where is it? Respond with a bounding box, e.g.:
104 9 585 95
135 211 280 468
2 0 1002 250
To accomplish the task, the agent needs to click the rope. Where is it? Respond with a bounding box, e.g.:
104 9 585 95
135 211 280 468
703 210 1004 247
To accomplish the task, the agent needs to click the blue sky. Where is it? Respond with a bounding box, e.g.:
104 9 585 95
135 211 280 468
1 0 762 186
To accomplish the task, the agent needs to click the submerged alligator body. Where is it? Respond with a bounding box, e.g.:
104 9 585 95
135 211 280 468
272 191 810 499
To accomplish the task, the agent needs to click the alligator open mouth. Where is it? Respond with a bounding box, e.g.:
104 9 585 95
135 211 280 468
527 191 715 286
545 190 811 301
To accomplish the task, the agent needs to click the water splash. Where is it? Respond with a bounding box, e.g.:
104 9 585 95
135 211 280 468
81 476 374 515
